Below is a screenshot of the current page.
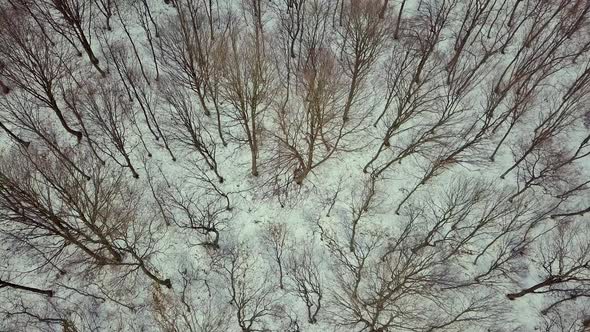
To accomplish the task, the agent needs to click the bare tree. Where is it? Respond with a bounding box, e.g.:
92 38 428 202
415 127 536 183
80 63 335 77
270 43 355 185
271 0 306 60
101 39 176 161
216 243 279 332
151 268 232 332
218 15 276 177
133 0 160 81
35 0 106 76
158 0 227 144
500 77 587 179
506 138 585 202
92 0 116 30
1 0 590 330
0 292 79 332
163 182 227 249
0 146 171 288
159 0 216 117
286 240 323 324
0 92 91 180
161 84 223 183
261 222 289 290
320 219 501 332
364 28 451 175
337 0 390 123
112 0 152 83
0 8 83 141
348 175 377 252
507 217 590 314
66 81 140 178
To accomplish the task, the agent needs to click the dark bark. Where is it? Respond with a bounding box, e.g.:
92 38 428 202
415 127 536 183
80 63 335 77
0 279 54 297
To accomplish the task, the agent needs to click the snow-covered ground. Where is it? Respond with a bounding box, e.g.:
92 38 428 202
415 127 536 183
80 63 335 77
0 0 589 331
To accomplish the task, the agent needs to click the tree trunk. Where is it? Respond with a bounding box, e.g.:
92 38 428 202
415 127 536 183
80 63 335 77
507 277 561 300
0 121 30 148
0 79 9 94
394 0 406 39
551 206 590 219
0 279 54 297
